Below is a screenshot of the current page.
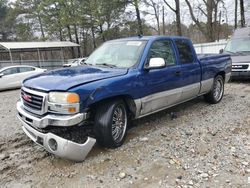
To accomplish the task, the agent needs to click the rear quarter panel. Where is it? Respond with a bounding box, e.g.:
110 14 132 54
199 54 232 81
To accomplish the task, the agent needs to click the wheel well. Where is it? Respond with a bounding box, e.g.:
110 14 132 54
216 71 225 80
90 95 137 118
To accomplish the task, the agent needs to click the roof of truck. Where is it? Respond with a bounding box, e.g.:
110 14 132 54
110 35 190 42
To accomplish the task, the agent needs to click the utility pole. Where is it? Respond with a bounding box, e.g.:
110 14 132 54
240 0 245 27
234 0 238 29
162 6 165 35
217 11 221 41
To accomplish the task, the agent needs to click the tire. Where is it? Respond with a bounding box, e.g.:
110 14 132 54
94 99 128 148
204 75 224 104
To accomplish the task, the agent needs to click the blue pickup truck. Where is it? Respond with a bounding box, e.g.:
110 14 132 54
17 36 231 161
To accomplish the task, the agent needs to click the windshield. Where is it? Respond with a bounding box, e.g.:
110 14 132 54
224 38 250 54
85 40 147 68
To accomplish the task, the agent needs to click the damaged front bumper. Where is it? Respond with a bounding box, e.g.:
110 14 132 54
17 101 96 162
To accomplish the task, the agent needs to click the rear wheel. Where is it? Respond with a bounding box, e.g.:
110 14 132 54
204 75 224 104
94 99 128 148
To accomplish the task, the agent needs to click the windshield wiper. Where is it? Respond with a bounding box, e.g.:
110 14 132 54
225 50 250 55
237 51 250 55
225 50 237 54
82 62 92 66
96 63 117 68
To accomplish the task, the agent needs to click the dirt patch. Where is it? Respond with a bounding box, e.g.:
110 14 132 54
0 82 250 187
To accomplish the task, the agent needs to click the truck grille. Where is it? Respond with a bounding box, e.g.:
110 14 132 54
232 65 249 70
21 88 46 114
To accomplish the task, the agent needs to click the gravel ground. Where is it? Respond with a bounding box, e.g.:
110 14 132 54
0 82 250 188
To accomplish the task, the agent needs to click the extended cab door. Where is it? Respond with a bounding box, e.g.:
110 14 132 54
139 39 183 115
174 39 201 101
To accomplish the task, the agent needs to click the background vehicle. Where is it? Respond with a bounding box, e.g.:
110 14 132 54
63 57 87 67
222 27 250 79
0 65 46 91
17 36 231 161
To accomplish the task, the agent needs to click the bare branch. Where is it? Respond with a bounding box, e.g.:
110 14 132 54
163 0 176 12
198 5 207 17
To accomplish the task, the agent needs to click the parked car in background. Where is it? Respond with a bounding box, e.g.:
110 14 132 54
222 27 250 79
0 65 46 91
63 57 87 67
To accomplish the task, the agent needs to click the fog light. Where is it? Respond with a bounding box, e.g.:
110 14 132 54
68 107 76 113
48 138 58 151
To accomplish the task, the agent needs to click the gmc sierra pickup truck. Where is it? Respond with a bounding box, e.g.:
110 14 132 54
17 36 231 161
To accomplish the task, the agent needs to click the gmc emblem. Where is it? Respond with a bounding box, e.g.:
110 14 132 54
23 94 32 102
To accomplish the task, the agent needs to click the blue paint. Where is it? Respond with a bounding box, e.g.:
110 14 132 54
23 36 231 112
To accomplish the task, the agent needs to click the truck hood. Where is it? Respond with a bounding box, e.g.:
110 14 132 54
23 66 128 91
231 55 250 64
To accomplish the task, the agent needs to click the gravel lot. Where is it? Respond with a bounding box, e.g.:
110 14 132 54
0 82 250 188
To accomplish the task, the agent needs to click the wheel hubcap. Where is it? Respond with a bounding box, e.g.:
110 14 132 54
213 79 223 101
111 105 127 143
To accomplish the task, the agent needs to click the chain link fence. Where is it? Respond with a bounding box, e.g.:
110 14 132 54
0 60 66 70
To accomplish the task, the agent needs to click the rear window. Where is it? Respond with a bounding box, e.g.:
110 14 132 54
175 40 194 64
19 67 35 73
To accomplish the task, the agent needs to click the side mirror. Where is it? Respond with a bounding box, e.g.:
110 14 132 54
219 49 224 54
0 73 4 78
145 58 166 70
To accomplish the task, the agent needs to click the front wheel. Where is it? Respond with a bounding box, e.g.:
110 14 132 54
94 99 128 148
204 75 224 104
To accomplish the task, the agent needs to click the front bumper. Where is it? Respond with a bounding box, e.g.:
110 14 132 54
17 101 96 161
17 101 88 129
20 119 96 161
231 71 250 79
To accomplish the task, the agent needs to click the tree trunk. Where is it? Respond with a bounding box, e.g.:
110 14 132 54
206 0 215 42
185 0 215 42
59 27 63 41
240 0 245 27
176 0 182 36
66 25 75 57
235 0 238 29
82 29 88 56
162 6 165 35
91 26 97 49
217 11 221 41
134 0 143 35
73 24 81 57
99 24 106 42
163 0 182 36
37 13 45 40
67 25 73 42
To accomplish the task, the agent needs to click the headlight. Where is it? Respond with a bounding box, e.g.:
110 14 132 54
49 92 80 104
48 92 80 114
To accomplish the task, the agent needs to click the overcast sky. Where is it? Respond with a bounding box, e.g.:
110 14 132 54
141 0 250 27
8 0 250 27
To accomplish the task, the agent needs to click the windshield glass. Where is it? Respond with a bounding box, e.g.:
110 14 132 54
225 38 250 53
85 40 147 68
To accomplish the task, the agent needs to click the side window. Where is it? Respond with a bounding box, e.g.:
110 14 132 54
19 67 35 73
2 67 19 76
175 39 194 64
149 40 176 66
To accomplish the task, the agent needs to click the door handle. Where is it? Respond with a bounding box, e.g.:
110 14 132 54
175 71 182 76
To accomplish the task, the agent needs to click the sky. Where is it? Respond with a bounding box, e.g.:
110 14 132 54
7 0 250 27
141 0 250 27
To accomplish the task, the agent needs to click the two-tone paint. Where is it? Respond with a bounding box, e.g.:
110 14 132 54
18 36 232 161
